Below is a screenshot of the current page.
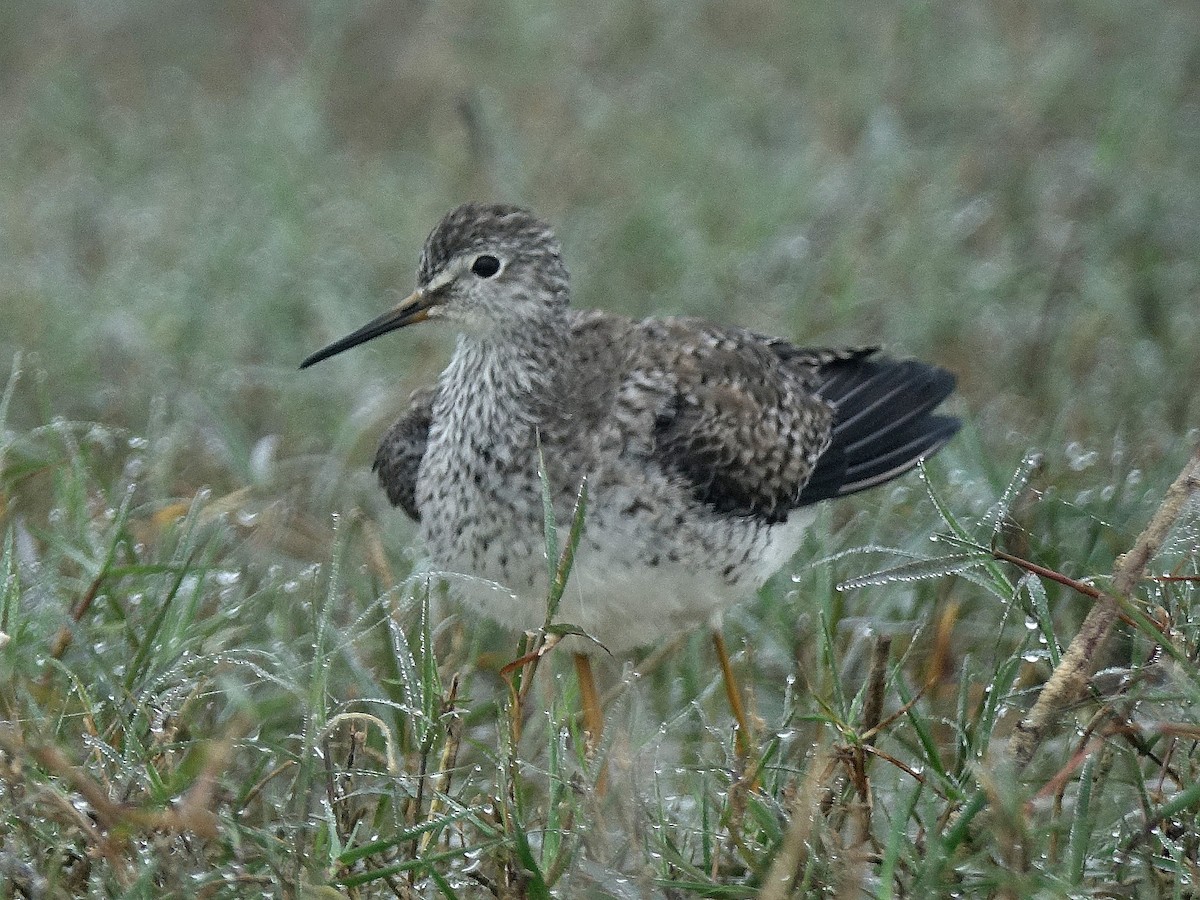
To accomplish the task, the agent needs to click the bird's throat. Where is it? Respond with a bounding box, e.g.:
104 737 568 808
434 327 567 455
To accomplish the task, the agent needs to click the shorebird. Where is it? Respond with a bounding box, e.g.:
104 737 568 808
301 203 960 754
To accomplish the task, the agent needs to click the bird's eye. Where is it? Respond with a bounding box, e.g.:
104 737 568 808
471 254 501 278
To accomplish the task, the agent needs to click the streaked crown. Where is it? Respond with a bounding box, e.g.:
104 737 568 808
417 203 569 301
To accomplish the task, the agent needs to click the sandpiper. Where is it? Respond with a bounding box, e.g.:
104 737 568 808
302 203 960 750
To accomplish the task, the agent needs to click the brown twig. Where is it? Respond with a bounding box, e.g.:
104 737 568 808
850 636 891 844
991 546 1102 599
760 742 833 900
992 546 1142 630
1011 441 1200 768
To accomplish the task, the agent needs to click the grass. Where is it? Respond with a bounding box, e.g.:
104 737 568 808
2 0 1200 895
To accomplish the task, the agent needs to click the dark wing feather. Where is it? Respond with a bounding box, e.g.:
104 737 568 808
796 354 960 504
373 386 437 521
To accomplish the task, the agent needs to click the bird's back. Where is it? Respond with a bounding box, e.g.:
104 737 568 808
555 311 958 524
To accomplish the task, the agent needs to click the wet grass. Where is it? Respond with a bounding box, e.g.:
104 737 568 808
2 0 1200 896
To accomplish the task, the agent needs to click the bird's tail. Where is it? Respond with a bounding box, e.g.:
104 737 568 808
797 355 960 504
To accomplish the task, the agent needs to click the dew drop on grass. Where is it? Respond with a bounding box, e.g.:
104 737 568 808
86 424 112 449
128 436 149 450
215 570 240 586
1066 442 1098 472
236 510 258 527
1024 618 1038 631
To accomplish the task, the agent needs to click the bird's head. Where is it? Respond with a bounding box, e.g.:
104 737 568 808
300 203 569 368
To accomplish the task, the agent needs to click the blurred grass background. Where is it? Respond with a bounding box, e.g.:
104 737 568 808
2 0 1199 896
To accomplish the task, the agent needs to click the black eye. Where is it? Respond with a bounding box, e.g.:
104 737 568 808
471 254 501 278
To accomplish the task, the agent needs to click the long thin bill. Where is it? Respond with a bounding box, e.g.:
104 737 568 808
299 291 431 369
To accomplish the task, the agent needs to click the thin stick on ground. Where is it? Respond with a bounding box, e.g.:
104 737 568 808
712 631 754 762
1011 440 1200 769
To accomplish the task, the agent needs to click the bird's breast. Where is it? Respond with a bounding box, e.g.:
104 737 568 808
414 382 549 590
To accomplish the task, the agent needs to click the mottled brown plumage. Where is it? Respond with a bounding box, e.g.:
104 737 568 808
304 203 960 655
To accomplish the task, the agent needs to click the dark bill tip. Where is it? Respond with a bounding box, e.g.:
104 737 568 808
299 291 432 369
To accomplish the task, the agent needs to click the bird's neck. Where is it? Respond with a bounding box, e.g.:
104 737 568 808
435 314 571 442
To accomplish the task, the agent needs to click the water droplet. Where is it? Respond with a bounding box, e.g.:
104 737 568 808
1066 442 1098 472
86 424 113 448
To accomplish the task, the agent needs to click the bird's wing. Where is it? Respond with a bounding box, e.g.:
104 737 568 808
634 318 960 522
373 385 437 521
632 318 838 524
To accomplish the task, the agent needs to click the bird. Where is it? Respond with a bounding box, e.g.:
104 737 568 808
301 202 960 755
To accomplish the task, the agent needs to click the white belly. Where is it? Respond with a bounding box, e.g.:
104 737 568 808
420 498 816 655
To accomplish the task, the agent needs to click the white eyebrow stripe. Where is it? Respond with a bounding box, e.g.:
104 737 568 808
426 268 457 291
